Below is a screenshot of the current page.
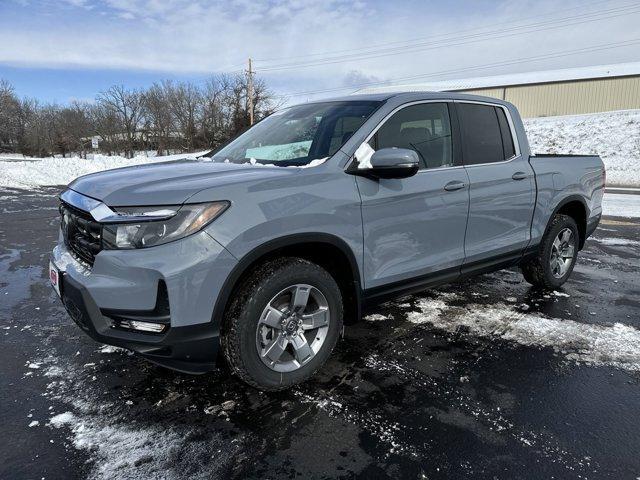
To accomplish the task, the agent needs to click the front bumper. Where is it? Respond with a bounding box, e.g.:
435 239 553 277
51 230 238 373
61 273 219 372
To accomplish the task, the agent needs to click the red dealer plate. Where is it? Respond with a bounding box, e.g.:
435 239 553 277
49 261 61 298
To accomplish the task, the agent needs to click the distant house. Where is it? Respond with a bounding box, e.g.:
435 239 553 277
358 62 640 118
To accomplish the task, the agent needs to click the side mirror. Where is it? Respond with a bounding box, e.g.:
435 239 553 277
366 148 419 179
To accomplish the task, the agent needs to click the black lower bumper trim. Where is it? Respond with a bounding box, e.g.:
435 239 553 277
60 273 219 374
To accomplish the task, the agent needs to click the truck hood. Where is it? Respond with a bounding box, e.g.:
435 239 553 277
68 159 298 206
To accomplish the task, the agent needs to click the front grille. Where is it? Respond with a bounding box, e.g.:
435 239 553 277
60 202 102 266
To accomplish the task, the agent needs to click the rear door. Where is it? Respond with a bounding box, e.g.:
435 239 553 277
355 101 470 290
455 101 535 266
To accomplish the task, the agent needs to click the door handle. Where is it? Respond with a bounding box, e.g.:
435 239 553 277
512 171 528 180
444 181 467 191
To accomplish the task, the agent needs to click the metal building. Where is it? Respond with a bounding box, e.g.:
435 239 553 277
359 62 640 118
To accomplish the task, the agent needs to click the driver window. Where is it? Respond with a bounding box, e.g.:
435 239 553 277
369 103 453 169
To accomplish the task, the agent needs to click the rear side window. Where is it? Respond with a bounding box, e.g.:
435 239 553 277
457 103 505 165
496 107 516 159
370 103 453 169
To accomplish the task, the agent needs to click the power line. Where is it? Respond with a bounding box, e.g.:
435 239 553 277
282 38 640 97
258 4 640 71
256 3 640 72
253 0 617 64
162 1 638 85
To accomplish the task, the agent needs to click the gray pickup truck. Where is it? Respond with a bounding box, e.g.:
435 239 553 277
50 92 605 390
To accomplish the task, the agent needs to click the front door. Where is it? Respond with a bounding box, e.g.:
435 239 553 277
455 101 535 266
355 102 470 290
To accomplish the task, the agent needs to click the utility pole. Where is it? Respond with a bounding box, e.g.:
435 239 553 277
247 58 255 126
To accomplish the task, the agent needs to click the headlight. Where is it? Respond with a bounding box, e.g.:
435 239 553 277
102 201 229 249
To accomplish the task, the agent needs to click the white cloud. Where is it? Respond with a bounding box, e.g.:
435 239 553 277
61 0 94 9
1 0 639 99
342 69 384 87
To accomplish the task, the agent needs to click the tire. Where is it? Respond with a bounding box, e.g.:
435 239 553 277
221 257 343 391
521 214 580 288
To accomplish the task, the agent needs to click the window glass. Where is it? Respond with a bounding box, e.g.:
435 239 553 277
328 116 367 153
212 101 381 166
457 103 504 165
370 103 453 169
496 107 516 159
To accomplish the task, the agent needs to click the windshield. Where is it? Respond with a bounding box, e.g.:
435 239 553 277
211 101 382 166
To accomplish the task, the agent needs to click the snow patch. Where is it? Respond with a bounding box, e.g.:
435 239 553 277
43 363 243 480
407 298 447 324
593 237 640 247
298 157 328 168
602 193 640 218
49 411 203 479
0 151 208 188
410 299 640 371
364 313 391 322
99 345 127 354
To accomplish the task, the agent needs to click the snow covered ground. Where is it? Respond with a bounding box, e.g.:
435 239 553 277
602 192 640 218
524 109 640 187
407 295 640 372
0 151 208 188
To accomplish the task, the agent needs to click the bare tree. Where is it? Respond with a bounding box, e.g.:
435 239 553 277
0 80 22 153
200 74 233 149
1 72 279 157
169 81 202 152
143 81 176 155
88 103 120 156
96 85 144 158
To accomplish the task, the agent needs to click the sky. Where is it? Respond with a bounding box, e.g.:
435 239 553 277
1 0 639 104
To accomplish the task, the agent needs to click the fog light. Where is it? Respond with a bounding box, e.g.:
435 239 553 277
117 319 166 333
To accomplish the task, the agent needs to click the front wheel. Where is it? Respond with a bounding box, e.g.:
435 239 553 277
521 214 579 288
221 257 343 391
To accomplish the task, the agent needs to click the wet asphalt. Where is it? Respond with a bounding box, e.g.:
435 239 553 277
1 186 639 480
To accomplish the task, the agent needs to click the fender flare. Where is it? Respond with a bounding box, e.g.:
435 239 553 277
210 233 363 331
547 194 590 247
550 194 589 219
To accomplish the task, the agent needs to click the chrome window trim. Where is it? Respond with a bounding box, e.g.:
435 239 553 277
344 99 458 171
344 98 523 172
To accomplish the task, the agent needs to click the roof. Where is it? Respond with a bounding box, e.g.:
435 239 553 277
294 91 514 109
356 61 640 94
305 92 396 103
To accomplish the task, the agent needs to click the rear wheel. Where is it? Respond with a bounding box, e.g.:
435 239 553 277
221 257 343 391
521 214 579 288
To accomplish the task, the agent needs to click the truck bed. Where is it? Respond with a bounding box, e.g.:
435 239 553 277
528 154 605 247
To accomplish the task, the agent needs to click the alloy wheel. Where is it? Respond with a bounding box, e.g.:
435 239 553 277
255 284 330 373
550 228 575 278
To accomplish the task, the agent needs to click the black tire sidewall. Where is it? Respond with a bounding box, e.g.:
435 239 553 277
540 215 579 287
230 260 342 389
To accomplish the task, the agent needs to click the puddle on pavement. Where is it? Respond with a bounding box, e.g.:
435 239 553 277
0 248 43 313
